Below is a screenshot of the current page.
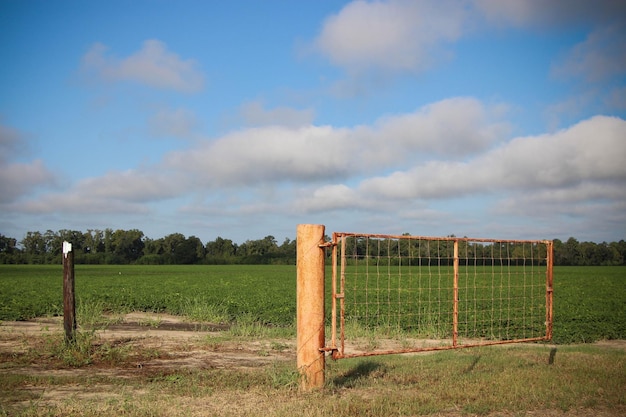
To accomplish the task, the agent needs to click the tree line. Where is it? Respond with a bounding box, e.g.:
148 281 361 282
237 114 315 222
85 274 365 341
0 229 624 266
343 236 626 267
0 229 296 265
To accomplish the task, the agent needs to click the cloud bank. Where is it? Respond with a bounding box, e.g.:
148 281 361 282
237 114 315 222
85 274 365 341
81 40 205 93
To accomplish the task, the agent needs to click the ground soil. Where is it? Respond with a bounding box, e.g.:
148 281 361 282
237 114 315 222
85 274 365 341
1 314 624 416
0 313 295 373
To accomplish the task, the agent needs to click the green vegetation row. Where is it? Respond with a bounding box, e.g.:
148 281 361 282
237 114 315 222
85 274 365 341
1 229 626 265
1 265 624 344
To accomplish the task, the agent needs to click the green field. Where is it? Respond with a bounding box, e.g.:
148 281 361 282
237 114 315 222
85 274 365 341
0 265 624 343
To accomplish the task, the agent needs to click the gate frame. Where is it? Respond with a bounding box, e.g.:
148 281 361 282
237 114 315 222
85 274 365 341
296 225 554 390
328 232 554 360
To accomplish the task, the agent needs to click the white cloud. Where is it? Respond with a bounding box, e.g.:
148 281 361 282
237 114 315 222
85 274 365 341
356 115 626 201
81 40 205 93
496 182 626 217
15 191 150 215
74 170 183 203
164 125 354 186
14 96 505 215
0 124 57 204
606 86 626 110
313 0 466 75
293 184 359 212
369 97 509 157
148 107 199 139
291 116 626 239
9 166 184 215
164 97 507 187
312 0 626 97
552 25 626 83
237 101 315 128
0 123 24 162
14 96 623 241
0 160 57 204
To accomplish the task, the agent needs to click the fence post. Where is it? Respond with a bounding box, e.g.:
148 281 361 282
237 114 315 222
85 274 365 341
62 241 76 344
296 224 326 390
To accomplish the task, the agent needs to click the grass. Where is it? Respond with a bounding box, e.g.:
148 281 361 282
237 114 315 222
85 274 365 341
0 265 296 323
1 265 625 344
1 337 624 416
0 265 624 416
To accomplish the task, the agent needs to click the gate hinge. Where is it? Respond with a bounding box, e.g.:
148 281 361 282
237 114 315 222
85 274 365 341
320 346 342 360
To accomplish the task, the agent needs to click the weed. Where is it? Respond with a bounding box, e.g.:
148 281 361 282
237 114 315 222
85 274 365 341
179 297 230 324
77 298 124 329
138 315 162 328
266 363 299 390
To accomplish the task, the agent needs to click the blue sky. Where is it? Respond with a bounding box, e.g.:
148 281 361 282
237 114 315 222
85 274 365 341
1 0 625 245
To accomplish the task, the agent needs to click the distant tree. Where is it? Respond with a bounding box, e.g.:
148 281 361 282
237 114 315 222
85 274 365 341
9 227 626 266
143 237 165 256
0 234 17 254
110 229 144 264
84 229 105 253
205 236 237 263
609 240 626 265
175 235 204 264
20 231 48 263
0 234 20 263
563 237 581 266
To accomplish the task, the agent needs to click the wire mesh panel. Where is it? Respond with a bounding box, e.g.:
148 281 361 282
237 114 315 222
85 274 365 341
328 233 553 359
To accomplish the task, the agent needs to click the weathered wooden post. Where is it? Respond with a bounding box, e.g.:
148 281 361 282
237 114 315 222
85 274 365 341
296 224 326 390
62 241 76 344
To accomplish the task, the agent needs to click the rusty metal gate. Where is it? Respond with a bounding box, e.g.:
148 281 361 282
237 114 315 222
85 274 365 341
326 233 553 359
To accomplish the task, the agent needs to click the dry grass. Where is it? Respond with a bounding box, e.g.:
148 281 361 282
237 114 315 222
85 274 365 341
1 315 624 417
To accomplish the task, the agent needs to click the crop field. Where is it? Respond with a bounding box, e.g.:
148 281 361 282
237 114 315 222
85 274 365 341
0 264 625 416
0 265 624 343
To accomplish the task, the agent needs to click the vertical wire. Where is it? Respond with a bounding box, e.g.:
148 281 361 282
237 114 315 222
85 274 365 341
506 243 511 339
395 238 401 333
495 243 501 340
352 236 358 329
427 240 433 338
437 240 441 338
364 236 369 329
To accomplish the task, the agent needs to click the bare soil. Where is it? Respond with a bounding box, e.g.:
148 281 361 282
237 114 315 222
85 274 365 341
1 314 624 416
0 313 300 415
0 313 295 373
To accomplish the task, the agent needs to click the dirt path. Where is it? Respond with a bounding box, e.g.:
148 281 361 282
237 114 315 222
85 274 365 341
0 313 295 375
2 313 624 374
1 314 624 416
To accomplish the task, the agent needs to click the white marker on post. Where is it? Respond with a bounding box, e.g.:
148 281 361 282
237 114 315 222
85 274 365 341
63 241 72 258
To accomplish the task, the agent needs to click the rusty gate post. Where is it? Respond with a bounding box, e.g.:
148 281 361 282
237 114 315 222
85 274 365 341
296 224 325 390
62 241 76 344
452 239 459 347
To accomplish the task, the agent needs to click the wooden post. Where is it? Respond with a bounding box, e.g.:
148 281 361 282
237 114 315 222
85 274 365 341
62 241 76 344
296 224 325 390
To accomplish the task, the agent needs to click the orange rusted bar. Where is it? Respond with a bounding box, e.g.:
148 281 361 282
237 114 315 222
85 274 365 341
330 234 337 351
334 336 549 359
340 234 347 358
296 224 326 390
333 232 550 246
546 240 554 340
453 239 459 347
